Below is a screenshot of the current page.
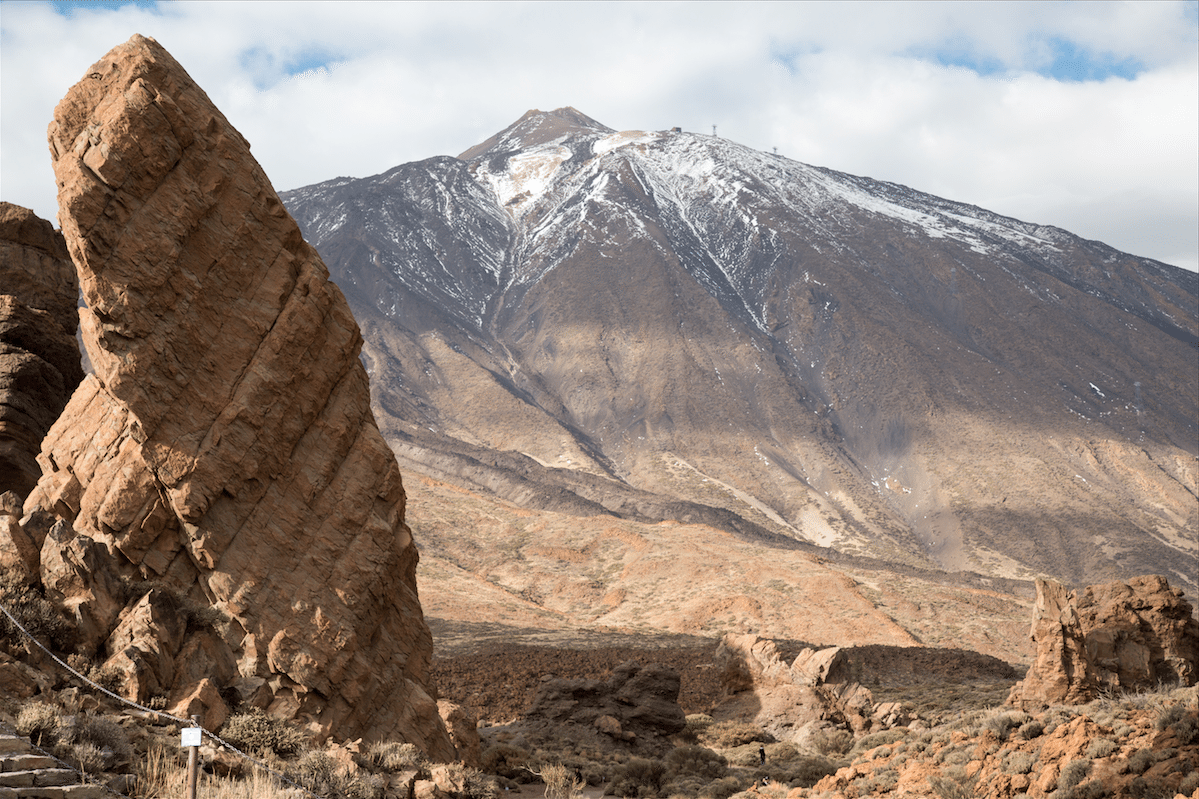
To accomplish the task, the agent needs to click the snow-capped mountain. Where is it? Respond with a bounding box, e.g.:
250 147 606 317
282 107 1198 598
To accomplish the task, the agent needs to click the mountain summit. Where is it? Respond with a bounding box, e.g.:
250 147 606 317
282 108 1198 601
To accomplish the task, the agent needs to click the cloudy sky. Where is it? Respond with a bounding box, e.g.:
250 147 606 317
2 0 1196 270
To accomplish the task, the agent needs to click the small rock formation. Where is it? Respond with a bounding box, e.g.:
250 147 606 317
21 33 451 756
0 203 82 503
521 661 686 754
713 633 898 742
1008 575 1199 709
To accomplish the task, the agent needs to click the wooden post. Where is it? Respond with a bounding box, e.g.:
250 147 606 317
185 715 200 799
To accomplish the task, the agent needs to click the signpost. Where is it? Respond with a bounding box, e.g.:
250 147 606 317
181 716 201 799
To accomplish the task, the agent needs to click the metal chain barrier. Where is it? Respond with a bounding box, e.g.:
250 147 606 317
0 599 326 798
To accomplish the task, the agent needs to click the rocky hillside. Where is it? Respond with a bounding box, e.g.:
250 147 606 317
281 107 1198 618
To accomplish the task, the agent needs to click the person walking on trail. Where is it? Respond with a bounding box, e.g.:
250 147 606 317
759 745 766 765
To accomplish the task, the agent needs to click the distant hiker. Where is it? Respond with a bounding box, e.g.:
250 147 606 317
759 745 766 765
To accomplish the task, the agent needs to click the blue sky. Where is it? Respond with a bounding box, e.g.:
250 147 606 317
3 0 1197 270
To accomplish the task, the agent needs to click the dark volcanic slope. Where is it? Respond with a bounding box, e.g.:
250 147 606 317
282 107 1199 598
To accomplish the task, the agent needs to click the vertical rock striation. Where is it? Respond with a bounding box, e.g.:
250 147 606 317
0 203 82 502
1008 575 1199 709
27 34 451 754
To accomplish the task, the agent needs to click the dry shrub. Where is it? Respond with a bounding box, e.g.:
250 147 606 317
808 727 853 756
606 757 666 798
1085 737 1117 759
699 776 745 799
1017 719 1044 739
359 740 427 773
528 762 584 799
1057 758 1090 790
697 721 772 749
15 702 62 746
220 709 305 758
1156 702 1199 745
848 728 908 757
0 571 74 650
664 745 726 780
482 743 532 781
1002 750 1036 774
928 765 975 799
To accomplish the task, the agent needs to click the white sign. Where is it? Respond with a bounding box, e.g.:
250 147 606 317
181 727 202 747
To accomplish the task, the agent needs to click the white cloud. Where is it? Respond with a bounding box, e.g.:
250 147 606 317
2 0 1195 270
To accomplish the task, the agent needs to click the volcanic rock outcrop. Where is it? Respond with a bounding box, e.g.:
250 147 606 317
712 633 895 742
23 34 451 755
0 203 82 503
1008 575 1199 709
521 661 687 755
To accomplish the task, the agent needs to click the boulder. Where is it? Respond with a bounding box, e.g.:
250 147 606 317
712 633 885 740
0 203 82 502
26 33 451 755
1008 575 1199 709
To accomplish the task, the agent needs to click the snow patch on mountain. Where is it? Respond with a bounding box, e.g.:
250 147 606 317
478 144 574 219
593 130 662 157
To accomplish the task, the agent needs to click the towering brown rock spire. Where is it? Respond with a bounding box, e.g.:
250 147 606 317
28 34 452 754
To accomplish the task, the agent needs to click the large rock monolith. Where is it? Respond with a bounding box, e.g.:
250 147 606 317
1008 575 1199 709
27 34 452 755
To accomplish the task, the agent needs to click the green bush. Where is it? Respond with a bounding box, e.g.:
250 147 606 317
220 709 305 758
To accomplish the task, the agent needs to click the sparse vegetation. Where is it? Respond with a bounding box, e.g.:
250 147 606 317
219 709 306 759
0 571 74 650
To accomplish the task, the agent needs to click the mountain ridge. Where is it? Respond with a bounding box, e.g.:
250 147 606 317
281 108 1198 615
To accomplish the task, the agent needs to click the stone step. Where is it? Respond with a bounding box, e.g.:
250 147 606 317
0 739 29 756
0 785 109 798
1 756 59 773
0 769 79 788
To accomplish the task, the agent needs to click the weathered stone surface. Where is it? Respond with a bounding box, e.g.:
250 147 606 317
1008 575 1199 709
522 661 686 754
28 34 451 755
713 633 886 740
437 700 481 769
0 203 82 502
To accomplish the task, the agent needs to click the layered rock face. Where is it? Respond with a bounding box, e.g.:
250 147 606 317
712 633 900 742
24 34 450 755
1009 575 1199 709
0 203 82 501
